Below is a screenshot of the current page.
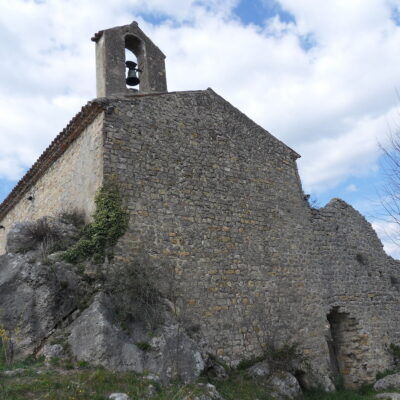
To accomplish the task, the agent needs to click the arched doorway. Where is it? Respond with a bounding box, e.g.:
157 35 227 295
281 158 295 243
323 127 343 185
326 307 370 388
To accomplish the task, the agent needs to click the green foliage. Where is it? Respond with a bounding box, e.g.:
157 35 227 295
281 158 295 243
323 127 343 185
267 343 306 372
214 370 272 400
136 342 153 352
106 259 163 330
63 182 128 263
390 343 400 358
0 368 209 400
237 342 306 374
304 387 377 400
236 355 265 371
77 360 90 369
0 340 44 372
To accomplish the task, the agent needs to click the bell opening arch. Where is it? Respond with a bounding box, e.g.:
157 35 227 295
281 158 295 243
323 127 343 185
125 34 144 91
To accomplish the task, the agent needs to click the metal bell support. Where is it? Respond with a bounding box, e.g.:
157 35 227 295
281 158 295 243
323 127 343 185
126 61 140 86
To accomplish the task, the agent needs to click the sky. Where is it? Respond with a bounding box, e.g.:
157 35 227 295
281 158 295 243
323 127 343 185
0 0 400 255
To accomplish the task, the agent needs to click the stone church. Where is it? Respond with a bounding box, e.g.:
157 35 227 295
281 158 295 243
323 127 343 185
0 22 399 388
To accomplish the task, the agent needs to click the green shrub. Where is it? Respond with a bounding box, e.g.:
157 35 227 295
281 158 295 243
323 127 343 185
63 181 128 263
236 355 265 370
389 343 400 358
136 342 153 352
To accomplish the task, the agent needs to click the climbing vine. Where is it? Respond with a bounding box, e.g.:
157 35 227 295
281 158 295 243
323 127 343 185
63 181 129 263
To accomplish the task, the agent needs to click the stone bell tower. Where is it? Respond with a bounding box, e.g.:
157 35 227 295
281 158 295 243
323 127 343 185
91 21 167 97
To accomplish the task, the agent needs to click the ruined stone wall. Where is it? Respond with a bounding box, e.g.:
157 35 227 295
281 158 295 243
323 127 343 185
0 113 104 253
311 200 400 387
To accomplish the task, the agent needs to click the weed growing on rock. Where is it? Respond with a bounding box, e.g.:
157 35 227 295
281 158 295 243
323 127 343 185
105 257 163 330
58 209 86 229
0 327 12 366
63 181 128 263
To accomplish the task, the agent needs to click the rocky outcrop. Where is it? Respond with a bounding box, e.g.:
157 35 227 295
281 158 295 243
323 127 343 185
0 249 87 358
0 217 320 398
0 219 207 384
268 371 303 400
69 292 205 383
246 360 270 378
374 373 400 391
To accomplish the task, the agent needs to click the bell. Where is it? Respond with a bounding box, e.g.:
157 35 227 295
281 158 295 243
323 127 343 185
126 60 140 86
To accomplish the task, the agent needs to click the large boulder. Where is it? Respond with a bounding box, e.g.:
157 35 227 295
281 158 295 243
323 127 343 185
145 320 205 383
246 360 270 378
0 252 87 359
268 371 303 400
68 293 144 372
68 293 206 383
374 373 400 391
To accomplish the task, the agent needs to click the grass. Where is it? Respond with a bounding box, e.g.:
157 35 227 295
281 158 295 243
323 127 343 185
214 371 273 399
304 388 376 400
1 346 399 400
2 365 400 400
0 369 207 400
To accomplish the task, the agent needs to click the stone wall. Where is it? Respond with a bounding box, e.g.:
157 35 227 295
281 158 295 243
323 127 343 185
102 89 400 387
102 90 329 378
0 113 104 253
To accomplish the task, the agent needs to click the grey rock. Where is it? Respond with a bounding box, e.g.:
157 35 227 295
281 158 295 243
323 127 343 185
246 360 270 378
143 374 161 383
183 383 224 400
145 322 205 384
144 384 157 398
68 293 144 372
109 394 130 400
374 373 400 391
6 222 38 254
68 293 205 383
207 362 229 381
41 344 64 361
268 371 303 400
0 252 87 358
1 368 26 377
375 394 400 400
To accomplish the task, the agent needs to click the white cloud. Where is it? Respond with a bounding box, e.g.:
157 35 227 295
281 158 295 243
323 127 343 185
346 184 358 193
372 219 400 259
0 0 399 202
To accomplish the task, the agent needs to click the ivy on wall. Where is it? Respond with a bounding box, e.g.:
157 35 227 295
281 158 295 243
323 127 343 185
63 181 128 263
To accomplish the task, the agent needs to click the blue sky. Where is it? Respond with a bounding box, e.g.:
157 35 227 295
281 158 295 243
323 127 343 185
0 0 399 255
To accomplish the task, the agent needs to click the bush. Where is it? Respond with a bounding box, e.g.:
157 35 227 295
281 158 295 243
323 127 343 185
16 217 62 255
25 217 60 244
58 210 85 229
105 258 163 330
63 181 128 263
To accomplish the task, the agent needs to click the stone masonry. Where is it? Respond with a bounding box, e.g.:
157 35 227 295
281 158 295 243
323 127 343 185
0 22 399 389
